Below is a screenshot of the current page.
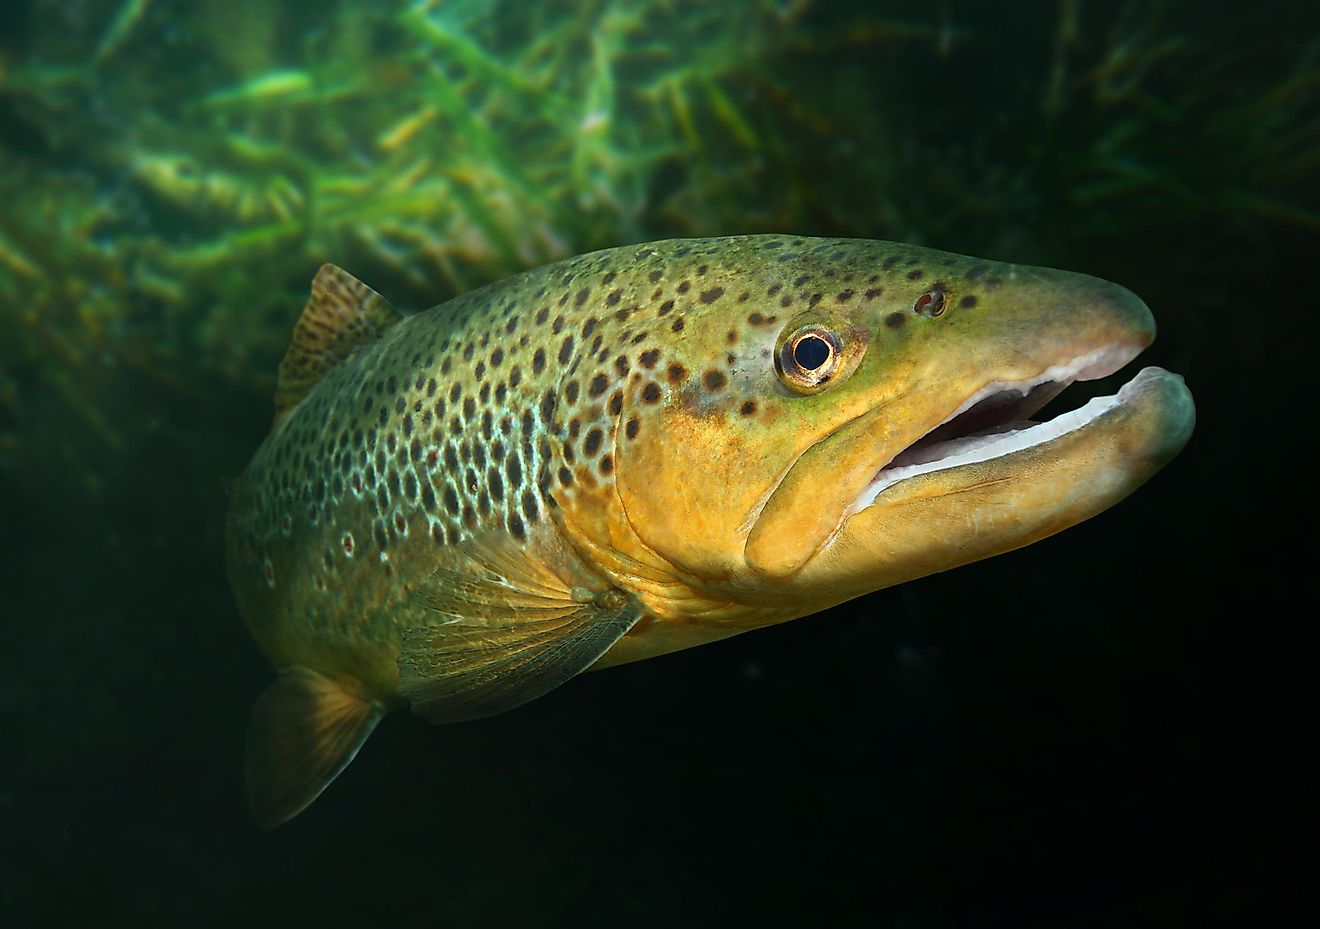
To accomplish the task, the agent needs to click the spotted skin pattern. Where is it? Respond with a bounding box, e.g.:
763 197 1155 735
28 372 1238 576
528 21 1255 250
228 233 1197 827
226 235 1011 696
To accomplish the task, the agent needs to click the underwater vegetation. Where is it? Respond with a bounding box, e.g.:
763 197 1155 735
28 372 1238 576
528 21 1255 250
0 0 1315 505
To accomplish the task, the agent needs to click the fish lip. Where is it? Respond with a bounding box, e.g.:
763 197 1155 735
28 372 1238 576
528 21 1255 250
846 340 1151 515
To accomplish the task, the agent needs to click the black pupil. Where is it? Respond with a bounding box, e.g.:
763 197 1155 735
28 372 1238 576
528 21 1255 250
793 335 831 370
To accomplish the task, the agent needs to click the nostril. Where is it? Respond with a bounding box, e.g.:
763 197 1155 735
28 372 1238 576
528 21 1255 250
913 289 946 317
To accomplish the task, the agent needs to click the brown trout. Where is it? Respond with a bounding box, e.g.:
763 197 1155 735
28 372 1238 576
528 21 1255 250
226 235 1194 826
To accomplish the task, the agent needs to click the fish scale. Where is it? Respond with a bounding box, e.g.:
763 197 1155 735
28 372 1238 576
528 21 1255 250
226 233 1194 826
233 236 807 652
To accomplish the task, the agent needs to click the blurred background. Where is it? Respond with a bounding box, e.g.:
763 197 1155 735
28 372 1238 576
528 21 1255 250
1 0 1316 925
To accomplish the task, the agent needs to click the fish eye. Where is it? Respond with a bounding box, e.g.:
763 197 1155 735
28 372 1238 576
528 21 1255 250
775 325 843 393
793 335 831 370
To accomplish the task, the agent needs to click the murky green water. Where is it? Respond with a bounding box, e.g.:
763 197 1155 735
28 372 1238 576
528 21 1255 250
3 1 1316 924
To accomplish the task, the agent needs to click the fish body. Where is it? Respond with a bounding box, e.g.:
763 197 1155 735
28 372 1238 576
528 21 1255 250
226 235 1194 825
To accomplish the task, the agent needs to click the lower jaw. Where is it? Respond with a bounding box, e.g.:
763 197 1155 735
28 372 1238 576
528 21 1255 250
783 366 1194 608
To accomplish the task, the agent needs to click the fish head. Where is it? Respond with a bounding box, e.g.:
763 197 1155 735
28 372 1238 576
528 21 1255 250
600 238 1193 623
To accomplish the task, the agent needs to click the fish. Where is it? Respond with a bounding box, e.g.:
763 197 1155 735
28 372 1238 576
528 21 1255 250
225 234 1195 826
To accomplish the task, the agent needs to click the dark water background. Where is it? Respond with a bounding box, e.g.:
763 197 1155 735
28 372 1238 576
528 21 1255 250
2 0 1317 925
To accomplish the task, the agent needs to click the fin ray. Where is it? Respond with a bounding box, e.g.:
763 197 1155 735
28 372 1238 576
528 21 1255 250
400 590 641 725
273 264 402 424
245 666 383 828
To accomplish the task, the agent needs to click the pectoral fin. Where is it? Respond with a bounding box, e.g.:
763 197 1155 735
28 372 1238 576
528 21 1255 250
245 667 384 828
398 588 641 725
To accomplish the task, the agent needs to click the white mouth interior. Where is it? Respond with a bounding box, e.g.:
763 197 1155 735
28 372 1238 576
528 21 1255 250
850 344 1138 514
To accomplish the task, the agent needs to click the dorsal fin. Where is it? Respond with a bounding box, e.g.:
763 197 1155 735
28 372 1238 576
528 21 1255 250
273 263 402 425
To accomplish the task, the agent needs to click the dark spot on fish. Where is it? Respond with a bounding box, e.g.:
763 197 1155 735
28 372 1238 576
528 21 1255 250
640 348 660 368
666 363 686 384
671 318 684 332
885 312 906 329
703 370 727 391
960 294 978 308
740 400 757 416
700 287 724 304
600 454 613 475
507 513 526 541
642 382 662 404
589 373 608 397
625 417 640 439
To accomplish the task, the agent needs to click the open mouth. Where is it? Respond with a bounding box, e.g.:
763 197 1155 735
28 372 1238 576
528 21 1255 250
851 344 1149 512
